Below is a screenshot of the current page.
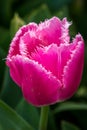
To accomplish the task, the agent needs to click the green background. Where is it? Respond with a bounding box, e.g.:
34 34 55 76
0 0 87 130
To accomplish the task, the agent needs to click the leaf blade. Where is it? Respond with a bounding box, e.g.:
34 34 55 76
0 100 34 130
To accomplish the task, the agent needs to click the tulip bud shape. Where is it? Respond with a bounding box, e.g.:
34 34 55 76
6 17 84 106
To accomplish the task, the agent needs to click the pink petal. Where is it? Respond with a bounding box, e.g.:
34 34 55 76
59 34 84 100
6 56 24 87
6 16 84 106
19 32 42 57
31 44 59 78
36 17 62 45
10 55 62 106
27 22 38 31
36 17 71 46
7 23 38 59
31 43 71 81
61 18 71 44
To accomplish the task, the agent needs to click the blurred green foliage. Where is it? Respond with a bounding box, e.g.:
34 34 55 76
0 0 87 130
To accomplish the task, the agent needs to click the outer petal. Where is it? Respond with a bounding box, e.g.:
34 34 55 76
7 23 38 59
6 56 24 87
9 55 62 106
59 34 84 100
22 59 62 106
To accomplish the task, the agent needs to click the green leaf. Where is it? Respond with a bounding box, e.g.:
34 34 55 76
0 48 6 87
0 27 10 52
76 86 87 99
10 13 25 39
24 4 51 24
16 98 39 130
0 67 22 108
16 0 43 17
48 108 57 130
61 121 80 130
54 6 70 19
81 45 87 86
53 102 87 129
0 100 34 130
53 102 87 114
46 0 72 12
0 0 14 26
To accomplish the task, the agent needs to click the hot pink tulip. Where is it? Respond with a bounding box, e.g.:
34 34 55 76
6 17 84 106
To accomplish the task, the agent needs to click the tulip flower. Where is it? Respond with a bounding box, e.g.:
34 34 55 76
6 17 84 107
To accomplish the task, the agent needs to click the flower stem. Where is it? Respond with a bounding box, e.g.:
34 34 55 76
39 106 49 130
